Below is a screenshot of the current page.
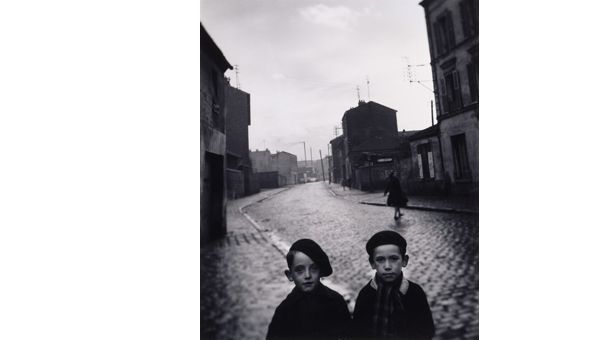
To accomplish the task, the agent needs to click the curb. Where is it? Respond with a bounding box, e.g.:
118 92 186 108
325 182 477 215
359 201 478 215
237 185 356 311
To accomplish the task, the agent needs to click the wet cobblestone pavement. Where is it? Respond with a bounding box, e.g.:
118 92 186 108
202 182 478 340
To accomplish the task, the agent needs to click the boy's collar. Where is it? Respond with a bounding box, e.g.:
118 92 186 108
290 282 328 298
370 275 409 295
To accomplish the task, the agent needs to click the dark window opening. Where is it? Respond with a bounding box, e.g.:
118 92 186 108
433 11 456 57
460 0 478 38
442 70 463 113
451 134 471 179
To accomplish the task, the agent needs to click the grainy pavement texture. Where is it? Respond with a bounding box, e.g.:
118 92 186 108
201 182 478 340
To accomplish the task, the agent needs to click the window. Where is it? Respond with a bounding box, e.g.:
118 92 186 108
460 0 478 38
433 11 456 56
451 134 471 179
417 143 435 180
441 70 463 114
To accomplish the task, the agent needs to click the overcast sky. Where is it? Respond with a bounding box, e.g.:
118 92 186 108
201 0 435 162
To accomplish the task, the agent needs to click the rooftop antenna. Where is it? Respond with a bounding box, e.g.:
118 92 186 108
403 56 433 93
234 65 241 89
366 76 371 101
356 85 361 102
404 57 414 82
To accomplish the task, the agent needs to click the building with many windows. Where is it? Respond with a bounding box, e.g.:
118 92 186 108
420 0 478 194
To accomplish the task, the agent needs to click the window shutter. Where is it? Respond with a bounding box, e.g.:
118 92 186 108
433 23 442 56
447 12 456 48
428 151 435 178
417 154 424 179
440 79 448 113
453 70 460 89
460 2 469 37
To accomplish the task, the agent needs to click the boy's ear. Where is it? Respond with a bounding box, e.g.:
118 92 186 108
368 255 376 269
402 254 409 267
284 269 293 282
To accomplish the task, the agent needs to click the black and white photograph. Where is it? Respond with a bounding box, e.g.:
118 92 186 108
5 1 604 339
201 0 478 339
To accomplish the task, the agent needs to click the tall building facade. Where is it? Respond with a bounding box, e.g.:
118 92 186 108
340 101 401 190
225 83 257 198
201 23 232 244
421 0 478 194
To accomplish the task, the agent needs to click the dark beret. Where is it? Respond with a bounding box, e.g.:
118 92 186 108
289 239 333 277
366 230 407 255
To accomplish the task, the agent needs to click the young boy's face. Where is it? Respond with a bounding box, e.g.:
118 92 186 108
370 244 408 283
285 251 321 293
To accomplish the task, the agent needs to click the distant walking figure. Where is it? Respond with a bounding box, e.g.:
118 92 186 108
384 172 408 220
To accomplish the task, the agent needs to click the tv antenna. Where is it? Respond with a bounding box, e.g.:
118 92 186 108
403 56 433 93
366 76 371 101
234 65 241 89
356 85 361 102
334 125 342 136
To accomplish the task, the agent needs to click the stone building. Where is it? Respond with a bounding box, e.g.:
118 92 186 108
407 125 447 194
341 101 401 190
201 23 232 244
225 84 258 198
250 149 298 187
420 0 478 194
330 135 345 185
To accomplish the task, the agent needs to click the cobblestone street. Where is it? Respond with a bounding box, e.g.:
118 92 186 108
202 182 478 340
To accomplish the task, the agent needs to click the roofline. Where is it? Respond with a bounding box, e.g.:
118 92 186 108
201 22 233 72
408 125 440 141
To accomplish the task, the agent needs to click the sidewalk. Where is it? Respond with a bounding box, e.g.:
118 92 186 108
325 182 478 214
201 188 293 340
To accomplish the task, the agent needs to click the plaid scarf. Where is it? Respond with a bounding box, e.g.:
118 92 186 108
372 274 405 339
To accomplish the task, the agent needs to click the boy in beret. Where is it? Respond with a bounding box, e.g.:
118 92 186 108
267 239 351 340
350 231 435 339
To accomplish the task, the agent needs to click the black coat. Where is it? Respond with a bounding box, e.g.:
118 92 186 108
384 176 408 208
267 283 351 340
350 278 435 340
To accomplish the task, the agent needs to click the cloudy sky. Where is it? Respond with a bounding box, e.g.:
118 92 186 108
201 0 435 162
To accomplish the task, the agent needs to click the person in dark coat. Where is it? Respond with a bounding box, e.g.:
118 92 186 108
267 239 351 340
384 172 408 220
350 231 435 340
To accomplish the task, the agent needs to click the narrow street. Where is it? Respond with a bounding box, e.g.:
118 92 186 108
202 182 478 339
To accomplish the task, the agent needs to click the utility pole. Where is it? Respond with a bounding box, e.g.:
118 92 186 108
431 100 434 126
319 149 326 182
303 142 307 167
327 144 332 184
310 147 314 176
